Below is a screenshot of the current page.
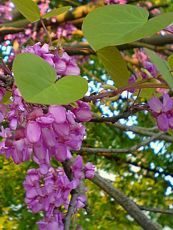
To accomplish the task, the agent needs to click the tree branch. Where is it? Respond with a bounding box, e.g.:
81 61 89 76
63 160 85 230
83 81 168 102
90 173 161 230
90 105 146 123
81 133 162 155
64 34 173 56
113 122 173 143
64 190 79 230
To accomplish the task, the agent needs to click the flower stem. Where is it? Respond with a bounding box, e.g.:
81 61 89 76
40 18 52 46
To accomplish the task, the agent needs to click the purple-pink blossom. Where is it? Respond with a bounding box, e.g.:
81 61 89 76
148 94 173 131
23 43 80 76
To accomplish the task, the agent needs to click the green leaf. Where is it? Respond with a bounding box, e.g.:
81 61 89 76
12 0 40 22
82 5 147 50
12 53 88 105
168 54 173 69
82 5 173 51
42 6 71 19
123 12 173 44
145 49 173 89
97 46 130 87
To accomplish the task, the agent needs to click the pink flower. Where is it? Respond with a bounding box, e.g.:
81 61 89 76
72 101 92 122
26 121 41 143
71 156 84 180
55 144 72 162
85 162 95 179
49 105 66 123
148 94 173 131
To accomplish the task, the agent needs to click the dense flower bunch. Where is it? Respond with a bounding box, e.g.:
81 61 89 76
0 43 94 229
23 43 80 76
148 93 173 131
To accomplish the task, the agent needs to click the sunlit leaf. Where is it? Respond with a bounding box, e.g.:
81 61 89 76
12 0 40 22
12 53 88 105
82 5 173 50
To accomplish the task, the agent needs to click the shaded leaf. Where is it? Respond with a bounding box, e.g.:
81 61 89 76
12 53 88 105
97 46 130 87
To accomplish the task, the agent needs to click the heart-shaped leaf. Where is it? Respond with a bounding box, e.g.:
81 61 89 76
123 12 173 45
42 6 71 19
97 46 130 87
12 0 40 22
145 49 173 89
12 53 88 105
82 5 173 51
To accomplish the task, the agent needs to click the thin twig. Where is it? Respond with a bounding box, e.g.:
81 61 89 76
90 105 146 123
83 81 168 102
40 18 52 46
139 206 173 215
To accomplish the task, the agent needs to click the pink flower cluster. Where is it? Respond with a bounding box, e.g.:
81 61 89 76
24 168 73 214
23 43 80 76
0 43 94 229
148 94 173 131
0 97 91 164
24 156 94 214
